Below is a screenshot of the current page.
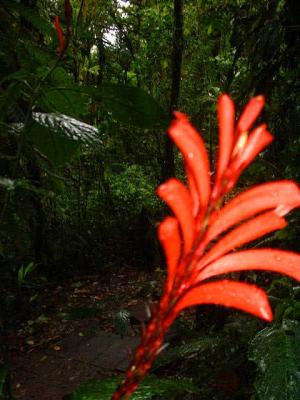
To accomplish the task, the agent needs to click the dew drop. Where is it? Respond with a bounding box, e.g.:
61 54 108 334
259 306 270 320
275 204 291 216
187 152 194 159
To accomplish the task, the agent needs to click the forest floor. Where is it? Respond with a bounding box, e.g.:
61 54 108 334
7 264 164 400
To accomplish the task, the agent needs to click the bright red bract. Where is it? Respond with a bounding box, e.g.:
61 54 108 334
175 280 273 322
54 16 64 54
112 94 300 400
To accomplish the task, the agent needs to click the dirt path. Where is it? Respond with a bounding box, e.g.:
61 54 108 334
11 328 140 400
7 265 162 399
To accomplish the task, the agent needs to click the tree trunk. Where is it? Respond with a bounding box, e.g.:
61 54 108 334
162 0 183 182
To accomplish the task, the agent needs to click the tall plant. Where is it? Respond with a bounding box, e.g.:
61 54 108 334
112 94 300 399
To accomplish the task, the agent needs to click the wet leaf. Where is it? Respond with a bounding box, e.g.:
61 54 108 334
249 322 300 400
64 376 199 400
32 113 101 145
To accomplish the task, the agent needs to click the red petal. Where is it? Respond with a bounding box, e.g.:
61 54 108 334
206 181 300 242
198 249 300 283
238 124 273 167
213 94 235 198
169 112 210 218
231 131 248 158
54 16 64 54
225 125 273 190
175 280 272 321
158 217 181 292
198 211 287 269
237 95 265 134
185 162 200 217
157 178 194 254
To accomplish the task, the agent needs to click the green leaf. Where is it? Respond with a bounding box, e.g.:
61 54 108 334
63 376 199 400
22 41 53 68
28 121 79 167
40 68 90 117
88 84 169 129
153 336 220 370
41 87 89 117
32 113 101 146
248 322 300 400
114 310 131 337
48 68 73 85
17 261 35 287
3 0 51 36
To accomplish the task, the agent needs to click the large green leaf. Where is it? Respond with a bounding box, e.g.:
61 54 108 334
63 376 199 400
32 113 101 146
28 121 79 167
28 113 101 166
41 68 90 117
88 84 169 129
41 87 90 117
248 320 300 400
153 336 220 370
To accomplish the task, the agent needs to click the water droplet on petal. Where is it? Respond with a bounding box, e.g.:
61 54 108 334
275 203 292 216
259 306 271 320
187 152 194 159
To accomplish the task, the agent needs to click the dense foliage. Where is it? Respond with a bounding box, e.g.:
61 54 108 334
0 1 299 399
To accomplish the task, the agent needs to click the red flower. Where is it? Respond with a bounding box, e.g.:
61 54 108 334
54 16 65 55
112 95 300 399
53 1 73 57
